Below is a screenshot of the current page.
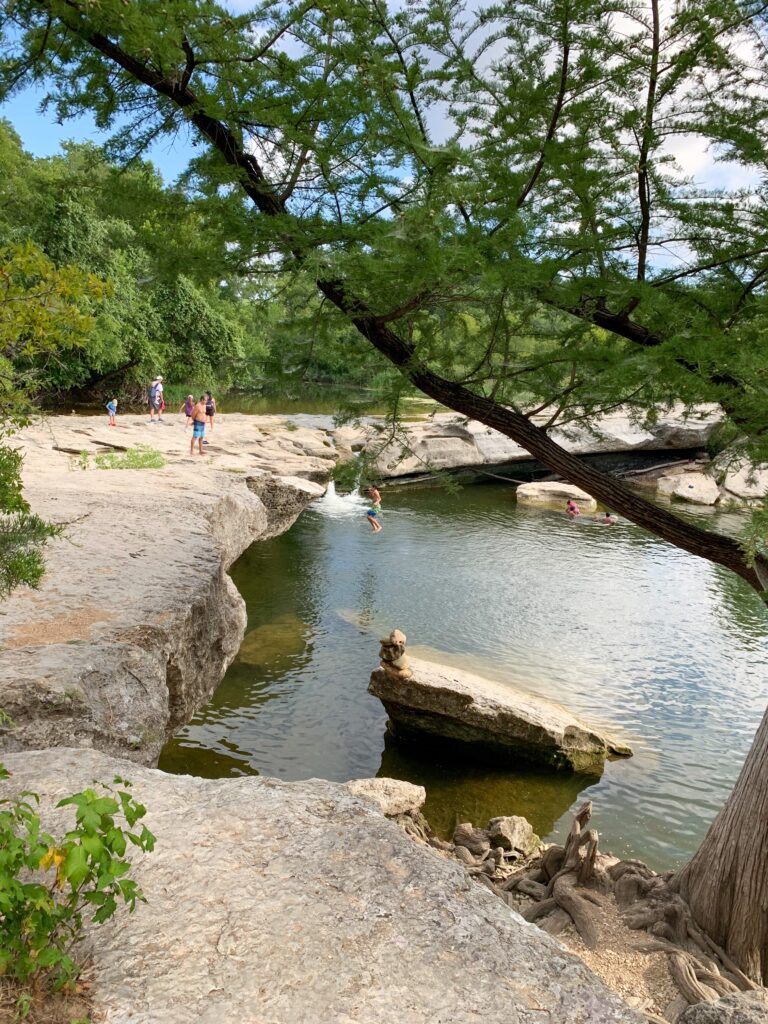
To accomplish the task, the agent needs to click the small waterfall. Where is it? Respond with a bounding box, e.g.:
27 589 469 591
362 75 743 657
315 480 369 518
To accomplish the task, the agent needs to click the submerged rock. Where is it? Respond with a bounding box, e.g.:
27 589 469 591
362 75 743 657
235 613 310 667
2 748 643 1024
369 657 632 773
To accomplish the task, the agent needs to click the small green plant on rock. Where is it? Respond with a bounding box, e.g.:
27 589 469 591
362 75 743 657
0 764 155 995
93 446 166 470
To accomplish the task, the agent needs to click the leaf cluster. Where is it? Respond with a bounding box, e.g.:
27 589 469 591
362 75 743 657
0 771 155 992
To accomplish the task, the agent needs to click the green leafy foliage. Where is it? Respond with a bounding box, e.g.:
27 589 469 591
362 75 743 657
0 513 60 597
0 773 155 992
92 445 166 470
0 121 294 398
2 0 768 561
0 241 104 596
3 0 766 429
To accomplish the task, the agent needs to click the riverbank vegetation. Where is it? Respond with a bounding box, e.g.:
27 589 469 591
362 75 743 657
0 764 154 1022
0 120 386 402
3 0 768 990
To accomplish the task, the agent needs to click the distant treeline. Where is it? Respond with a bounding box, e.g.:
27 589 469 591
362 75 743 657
0 120 388 402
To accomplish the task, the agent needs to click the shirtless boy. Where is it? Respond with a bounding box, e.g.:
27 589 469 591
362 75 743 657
190 396 208 455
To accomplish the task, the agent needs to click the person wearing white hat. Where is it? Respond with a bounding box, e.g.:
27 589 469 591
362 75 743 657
148 375 164 423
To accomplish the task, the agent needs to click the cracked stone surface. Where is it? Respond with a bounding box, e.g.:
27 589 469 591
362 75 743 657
2 748 643 1024
0 415 331 764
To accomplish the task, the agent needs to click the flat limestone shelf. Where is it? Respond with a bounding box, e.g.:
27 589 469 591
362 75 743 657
369 657 633 773
1 748 643 1024
0 415 332 766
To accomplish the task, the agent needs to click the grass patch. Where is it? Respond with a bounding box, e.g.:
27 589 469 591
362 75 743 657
93 446 166 470
1 976 92 1024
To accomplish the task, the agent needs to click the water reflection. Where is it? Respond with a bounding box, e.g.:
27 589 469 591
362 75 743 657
160 482 768 870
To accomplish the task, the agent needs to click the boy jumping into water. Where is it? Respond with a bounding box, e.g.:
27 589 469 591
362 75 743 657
366 485 383 533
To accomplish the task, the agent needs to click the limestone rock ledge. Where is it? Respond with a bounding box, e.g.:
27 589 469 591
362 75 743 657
1 748 643 1024
0 416 329 766
369 657 632 773
364 404 721 479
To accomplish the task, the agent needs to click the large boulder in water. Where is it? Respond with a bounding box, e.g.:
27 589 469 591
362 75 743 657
2 748 643 1024
720 458 768 502
369 657 632 773
515 481 597 510
657 471 720 505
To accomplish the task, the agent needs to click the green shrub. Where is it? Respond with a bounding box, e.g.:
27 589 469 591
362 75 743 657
0 766 155 992
93 445 165 470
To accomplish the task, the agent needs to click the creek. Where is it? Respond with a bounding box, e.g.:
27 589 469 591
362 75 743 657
159 482 768 870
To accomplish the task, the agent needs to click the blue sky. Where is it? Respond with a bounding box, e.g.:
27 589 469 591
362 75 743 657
2 83 195 182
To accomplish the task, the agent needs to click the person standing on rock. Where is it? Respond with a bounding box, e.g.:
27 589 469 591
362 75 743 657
105 397 118 427
366 485 383 533
190 395 207 456
205 391 216 431
180 394 194 428
148 376 164 423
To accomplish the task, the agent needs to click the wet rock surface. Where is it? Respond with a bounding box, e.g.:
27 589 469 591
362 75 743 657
656 471 721 506
2 748 643 1024
369 657 632 772
0 415 330 765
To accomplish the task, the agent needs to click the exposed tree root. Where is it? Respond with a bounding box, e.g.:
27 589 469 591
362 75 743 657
489 802 761 1020
394 802 765 1021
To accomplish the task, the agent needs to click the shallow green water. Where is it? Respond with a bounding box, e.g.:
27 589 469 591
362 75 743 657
160 484 768 870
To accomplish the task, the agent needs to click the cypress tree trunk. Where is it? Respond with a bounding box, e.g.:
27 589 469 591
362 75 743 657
24 9 768 983
673 708 768 984
319 280 768 594
43 13 768 593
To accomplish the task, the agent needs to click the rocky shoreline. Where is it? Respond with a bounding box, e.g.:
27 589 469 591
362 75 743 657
0 414 335 764
2 410 763 1023
2 748 646 1024
342 404 723 481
